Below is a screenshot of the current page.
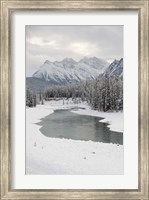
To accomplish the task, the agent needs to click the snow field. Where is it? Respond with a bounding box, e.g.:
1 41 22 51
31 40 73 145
26 100 124 174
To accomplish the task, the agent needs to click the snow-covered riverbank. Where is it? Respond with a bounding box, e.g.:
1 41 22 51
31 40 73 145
26 99 123 175
44 99 123 132
71 108 123 133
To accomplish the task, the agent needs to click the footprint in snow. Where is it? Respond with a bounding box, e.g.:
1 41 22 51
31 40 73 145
92 152 95 154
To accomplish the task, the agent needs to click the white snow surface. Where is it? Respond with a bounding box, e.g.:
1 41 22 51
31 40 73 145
26 99 123 175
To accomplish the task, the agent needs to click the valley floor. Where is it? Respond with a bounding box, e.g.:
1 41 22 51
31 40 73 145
26 99 124 175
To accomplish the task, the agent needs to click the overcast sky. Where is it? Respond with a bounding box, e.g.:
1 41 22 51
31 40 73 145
26 25 123 77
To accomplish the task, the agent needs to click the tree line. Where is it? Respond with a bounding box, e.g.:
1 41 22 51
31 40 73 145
26 72 123 111
44 72 123 112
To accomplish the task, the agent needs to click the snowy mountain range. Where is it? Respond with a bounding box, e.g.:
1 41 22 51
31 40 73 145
26 57 123 92
32 57 109 84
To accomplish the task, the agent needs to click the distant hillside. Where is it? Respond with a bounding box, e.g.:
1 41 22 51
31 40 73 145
26 77 52 92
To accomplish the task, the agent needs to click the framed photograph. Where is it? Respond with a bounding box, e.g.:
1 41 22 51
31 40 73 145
0 0 148 199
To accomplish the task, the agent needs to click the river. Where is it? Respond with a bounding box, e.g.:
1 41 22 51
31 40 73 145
36 109 123 145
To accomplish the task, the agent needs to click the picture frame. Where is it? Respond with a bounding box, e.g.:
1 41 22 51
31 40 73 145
0 0 148 199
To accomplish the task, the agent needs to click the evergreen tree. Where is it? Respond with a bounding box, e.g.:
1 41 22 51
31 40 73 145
26 88 37 107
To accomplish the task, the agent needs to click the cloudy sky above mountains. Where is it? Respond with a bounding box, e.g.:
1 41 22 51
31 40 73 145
26 26 123 76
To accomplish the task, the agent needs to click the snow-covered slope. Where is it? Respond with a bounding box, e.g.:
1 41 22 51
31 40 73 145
104 58 123 77
32 57 109 84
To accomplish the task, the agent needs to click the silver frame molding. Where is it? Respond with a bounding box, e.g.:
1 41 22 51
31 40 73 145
0 0 149 199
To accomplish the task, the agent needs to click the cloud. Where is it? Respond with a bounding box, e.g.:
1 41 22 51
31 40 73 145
26 25 123 76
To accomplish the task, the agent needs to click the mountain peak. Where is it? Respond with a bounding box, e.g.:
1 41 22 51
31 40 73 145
119 58 123 62
44 60 51 64
104 58 123 78
62 58 76 63
80 56 105 63
80 56 95 62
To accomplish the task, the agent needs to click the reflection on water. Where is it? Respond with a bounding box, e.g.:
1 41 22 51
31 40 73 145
36 109 123 145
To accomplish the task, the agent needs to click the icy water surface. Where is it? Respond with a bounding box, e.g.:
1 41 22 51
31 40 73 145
37 109 123 145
